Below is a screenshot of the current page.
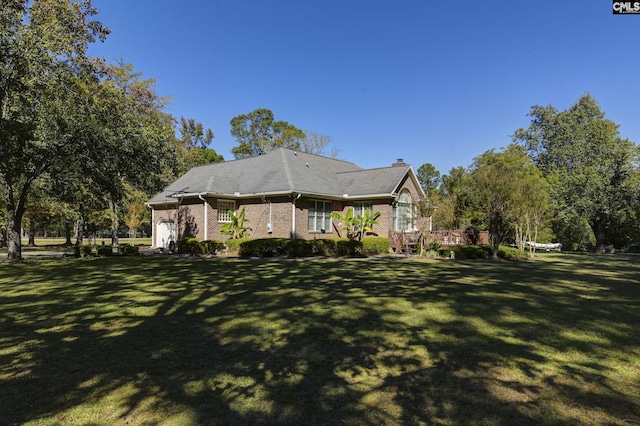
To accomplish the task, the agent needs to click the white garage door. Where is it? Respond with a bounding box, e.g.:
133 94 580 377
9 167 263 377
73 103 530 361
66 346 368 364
156 220 176 249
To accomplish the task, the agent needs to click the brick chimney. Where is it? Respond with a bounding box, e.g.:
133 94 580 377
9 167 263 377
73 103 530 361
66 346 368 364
392 158 407 167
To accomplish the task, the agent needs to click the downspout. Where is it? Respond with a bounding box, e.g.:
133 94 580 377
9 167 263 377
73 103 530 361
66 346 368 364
148 205 155 248
292 193 301 239
198 194 208 241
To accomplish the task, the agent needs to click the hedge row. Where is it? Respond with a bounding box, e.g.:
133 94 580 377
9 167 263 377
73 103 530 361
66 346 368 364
441 245 527 260
173 237 390 258
75 243 140 257
176 238 225 255
238 237 390 258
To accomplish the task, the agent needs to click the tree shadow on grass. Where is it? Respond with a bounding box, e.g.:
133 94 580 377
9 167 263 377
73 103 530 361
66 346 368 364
0 255 639 424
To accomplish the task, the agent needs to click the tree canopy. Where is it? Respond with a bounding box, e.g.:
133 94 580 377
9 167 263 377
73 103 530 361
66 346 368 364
0 1 176 261
230 109 306 158
513 94 639 253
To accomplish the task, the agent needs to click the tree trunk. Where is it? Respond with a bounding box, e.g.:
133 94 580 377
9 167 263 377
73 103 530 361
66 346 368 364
593 220 607 254
65 221 73 246
75 217 84 246
6 208 23 263
109 197 119 247
27 218 36 246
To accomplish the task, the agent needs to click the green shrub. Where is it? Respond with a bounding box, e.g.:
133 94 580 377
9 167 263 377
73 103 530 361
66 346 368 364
428 240 442 251
441 245 528 260
234 238 384 258
73 246 81 258
225 238 251 255
118 244 139 256
336 240 364 257
311 238 339 256
239 238 288 257
442 245 490 260
497 246 528 260
97 245 113 256
362 238 390 255
81 245 92 257
177 237 201 255
285 239 314 257
200 240 225 255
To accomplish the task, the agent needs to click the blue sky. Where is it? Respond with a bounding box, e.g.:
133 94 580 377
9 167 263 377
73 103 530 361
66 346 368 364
90 1 640 176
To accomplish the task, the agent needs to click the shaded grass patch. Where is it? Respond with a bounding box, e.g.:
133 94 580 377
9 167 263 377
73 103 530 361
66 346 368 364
0 254 638 425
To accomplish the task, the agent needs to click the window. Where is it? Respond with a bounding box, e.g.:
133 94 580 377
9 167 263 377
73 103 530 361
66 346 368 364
353 201 372 217
217 200 235 222
393 190 415 231
308 200 332 232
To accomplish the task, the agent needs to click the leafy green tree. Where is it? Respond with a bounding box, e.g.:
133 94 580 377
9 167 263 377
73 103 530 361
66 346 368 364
513 94 639 253
230 109 306 158
438 166 473 230
0 0 109 261
470 145 540 259
507 151 551 254
0 2 174 261
416 163 441 194
174 117 223 176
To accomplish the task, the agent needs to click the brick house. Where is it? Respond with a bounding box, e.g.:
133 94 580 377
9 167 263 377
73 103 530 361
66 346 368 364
147 148 426 248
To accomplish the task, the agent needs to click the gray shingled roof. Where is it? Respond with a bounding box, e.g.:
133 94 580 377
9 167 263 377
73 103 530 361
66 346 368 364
148 148 418 205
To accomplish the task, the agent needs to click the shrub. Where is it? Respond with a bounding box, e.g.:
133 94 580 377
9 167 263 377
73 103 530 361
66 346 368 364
200 240 225 255
442 245 490 260
441 245 528 260
285 239 314 258
97 245 113 256
336 239 364 257
225 238 251 255
362 238 390 255
118 244 139 256
497 246 528 260
73 246 81 258
177 237 201 255
81 245 92 257
239 238 288 257
233 238 385 258
311 238 339 256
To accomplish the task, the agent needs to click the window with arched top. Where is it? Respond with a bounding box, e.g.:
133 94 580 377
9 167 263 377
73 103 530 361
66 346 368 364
393 190 415 231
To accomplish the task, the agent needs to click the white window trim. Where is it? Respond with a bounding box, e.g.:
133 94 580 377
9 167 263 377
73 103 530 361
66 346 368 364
217 200 236 223
353 201 373 217
309 200 332 233
394 191 415 232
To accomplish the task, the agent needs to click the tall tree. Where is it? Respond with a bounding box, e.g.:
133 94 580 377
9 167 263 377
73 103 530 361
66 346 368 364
416 163 441 194
513 94 639 253
0 2 174 261
0 0 109 261
230 108 306 158
470 145 544 259
439 166 472 230
173 116 223 176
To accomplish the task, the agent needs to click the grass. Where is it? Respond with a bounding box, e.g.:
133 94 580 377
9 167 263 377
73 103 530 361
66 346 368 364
2 238 152 253
0 253 638 425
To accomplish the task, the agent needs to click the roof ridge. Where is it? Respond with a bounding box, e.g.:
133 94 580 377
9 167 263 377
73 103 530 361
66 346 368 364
280 148 295 191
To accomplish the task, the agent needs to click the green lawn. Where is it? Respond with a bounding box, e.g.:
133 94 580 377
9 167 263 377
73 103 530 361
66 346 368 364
1 254 638 425
15 237 152 250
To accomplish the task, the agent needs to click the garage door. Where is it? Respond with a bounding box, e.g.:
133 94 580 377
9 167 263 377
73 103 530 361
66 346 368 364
156 220 176 249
